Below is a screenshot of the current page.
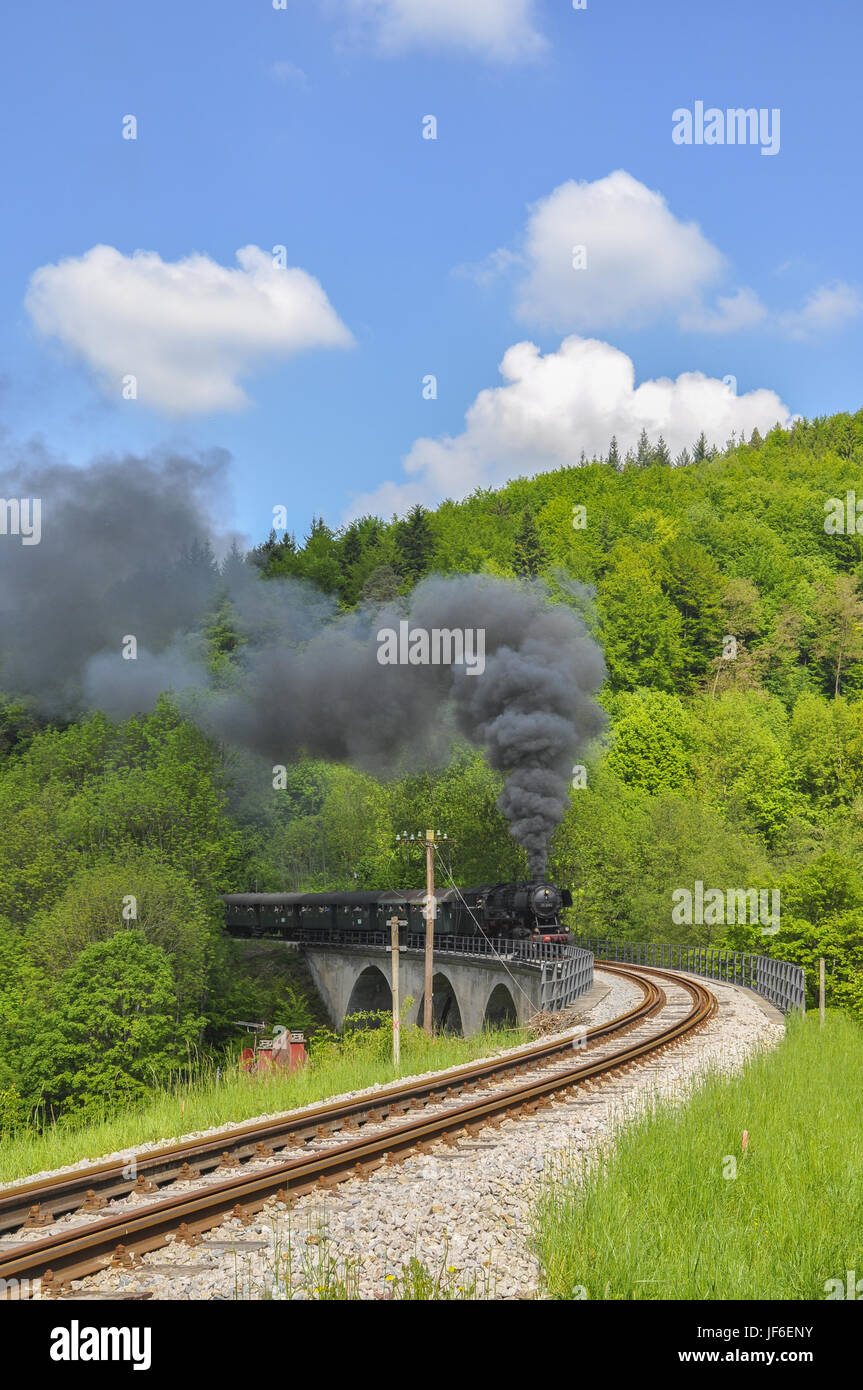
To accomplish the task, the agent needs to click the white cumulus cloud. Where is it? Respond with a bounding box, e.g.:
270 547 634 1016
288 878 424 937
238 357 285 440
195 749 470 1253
779 281 863 339
508 171 725 332
337 0 545 61
26 244 353 415
679 287 768 334
470 170 862 342
271 60 309 87
347 335 791 518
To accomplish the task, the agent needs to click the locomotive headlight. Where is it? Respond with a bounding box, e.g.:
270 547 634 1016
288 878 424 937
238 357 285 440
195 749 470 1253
532 883 562 917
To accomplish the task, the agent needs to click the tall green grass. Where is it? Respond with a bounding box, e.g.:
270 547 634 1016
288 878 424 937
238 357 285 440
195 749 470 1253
0 1020 523 1186
535 1011 863 1300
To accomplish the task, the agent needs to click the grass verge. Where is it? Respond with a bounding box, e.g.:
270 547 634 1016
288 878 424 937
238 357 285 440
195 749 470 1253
0 1020 523 1186
534 1010 863 1300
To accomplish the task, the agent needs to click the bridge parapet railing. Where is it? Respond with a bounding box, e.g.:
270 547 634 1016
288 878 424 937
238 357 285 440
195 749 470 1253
293 929 584 966
576 937 805 1014
289 927 388 948
538 945 594 1012
296 930 595 1013
405 936 594 1012
246 928 569 958
404 934 580 964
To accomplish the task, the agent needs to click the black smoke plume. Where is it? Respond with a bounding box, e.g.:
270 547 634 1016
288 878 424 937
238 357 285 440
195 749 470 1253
0 451 606 872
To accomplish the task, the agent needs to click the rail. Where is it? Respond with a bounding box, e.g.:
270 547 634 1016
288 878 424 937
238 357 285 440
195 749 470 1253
3 964 714 1297
576 937 805 1014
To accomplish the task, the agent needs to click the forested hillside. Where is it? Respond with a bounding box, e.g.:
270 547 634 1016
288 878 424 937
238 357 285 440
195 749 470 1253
2 409 863 1133
246 412 863 1017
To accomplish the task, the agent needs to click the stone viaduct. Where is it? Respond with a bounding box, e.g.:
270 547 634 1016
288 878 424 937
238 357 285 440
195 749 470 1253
301 940 593 1034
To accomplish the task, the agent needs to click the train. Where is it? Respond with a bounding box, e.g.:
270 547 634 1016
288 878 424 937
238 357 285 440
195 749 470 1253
221 880 573 944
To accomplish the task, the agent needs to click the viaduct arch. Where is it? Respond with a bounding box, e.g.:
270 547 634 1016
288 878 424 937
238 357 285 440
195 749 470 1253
303 945 544 1035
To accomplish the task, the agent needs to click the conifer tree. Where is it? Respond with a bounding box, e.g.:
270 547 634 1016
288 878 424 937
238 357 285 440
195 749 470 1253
636 428 652 467
653 435 671 466
219 540 248 586
340 523 363 569
394 504 435 585
512 509 546 578
296 517 341 593
360 564 401 603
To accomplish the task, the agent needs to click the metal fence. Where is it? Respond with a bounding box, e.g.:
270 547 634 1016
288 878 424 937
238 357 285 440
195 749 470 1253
404 933 574 962
407 936 594 1014
576 937 806 1014
284 927 388 948
538 945 595 1012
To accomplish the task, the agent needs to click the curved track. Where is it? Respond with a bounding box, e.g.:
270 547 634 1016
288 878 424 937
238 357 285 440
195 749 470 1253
0 963 714 1298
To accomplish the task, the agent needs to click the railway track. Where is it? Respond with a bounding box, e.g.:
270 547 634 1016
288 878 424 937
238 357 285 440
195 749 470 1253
0 963 715 1299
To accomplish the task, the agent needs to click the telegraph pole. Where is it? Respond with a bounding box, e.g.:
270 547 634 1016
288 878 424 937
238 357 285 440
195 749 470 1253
424 830 436 1035
395 829 450 1037
386 913 407 1067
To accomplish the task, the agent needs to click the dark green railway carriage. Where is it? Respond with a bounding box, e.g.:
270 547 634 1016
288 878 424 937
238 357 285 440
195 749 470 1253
221 889 465 939
221 882 572 941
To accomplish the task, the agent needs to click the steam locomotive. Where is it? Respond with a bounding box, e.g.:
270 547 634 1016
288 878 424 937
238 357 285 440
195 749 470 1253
221 880 572 944
456 882 572 940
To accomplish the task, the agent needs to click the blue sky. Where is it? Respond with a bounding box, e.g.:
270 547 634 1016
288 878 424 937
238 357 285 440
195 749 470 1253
1 0 861 543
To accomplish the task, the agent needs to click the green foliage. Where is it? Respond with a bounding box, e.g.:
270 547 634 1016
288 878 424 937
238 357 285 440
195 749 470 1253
0 1083 28 1138
512 508 546 578
21 933 203 1120
553 764 770 943
599 548 686 691
605 689 694 792
0 700 243 921
215 940 329 1043
394 504 435 587
25 858 218 1013
534 1012 863 1300
4 408 863 1133
660 538 724 684
690 690 796 844
0 696 40 758
0 702 247 1123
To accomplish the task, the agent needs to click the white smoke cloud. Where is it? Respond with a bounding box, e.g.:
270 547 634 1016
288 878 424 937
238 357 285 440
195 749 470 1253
336 0 545 61
26 244 353 415
347 334 792 518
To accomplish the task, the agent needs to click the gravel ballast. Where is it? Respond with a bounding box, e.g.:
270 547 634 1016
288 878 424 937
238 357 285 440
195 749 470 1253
63 970 785 1302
